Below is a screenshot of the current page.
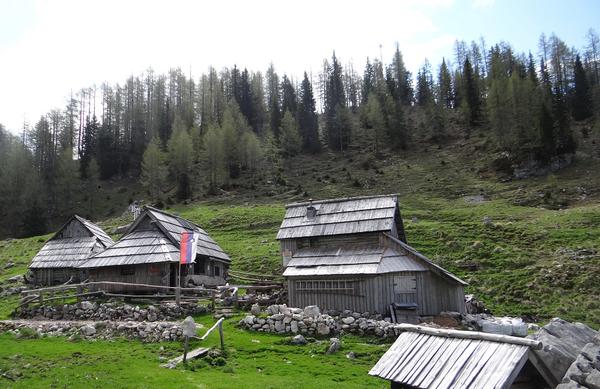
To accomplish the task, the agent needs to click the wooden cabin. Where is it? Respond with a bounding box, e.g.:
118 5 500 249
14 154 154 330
29 215 114 286
276 195 467 316
79 207 231 292
369 324 557 388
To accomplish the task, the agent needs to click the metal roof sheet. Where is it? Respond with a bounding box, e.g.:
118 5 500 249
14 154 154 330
276 195 399 240
369 329 532 389
282 245 427 277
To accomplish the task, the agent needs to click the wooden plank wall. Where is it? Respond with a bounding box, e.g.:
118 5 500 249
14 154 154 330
89 263 171 292
287 271 466 315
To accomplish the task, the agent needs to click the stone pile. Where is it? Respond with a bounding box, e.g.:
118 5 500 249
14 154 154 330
238 303 402 338
18 300 209 322
0 319 199 343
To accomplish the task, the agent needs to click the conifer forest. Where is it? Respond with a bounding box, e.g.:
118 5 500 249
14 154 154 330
1 30 599 239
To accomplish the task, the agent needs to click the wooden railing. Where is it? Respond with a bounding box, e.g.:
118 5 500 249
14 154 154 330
16 281 240 313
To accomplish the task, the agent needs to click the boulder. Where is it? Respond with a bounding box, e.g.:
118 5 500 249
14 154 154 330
304 305 320 318
181 316 197 337
292 334 306 344
527 318 597 383
327 338 341 355
250 303 261 316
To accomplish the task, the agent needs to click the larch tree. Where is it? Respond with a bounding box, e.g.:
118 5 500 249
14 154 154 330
279 110 302 159
141 136 167 201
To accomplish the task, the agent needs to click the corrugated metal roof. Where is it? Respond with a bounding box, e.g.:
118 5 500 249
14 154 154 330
282 245 427 277
79 207 230 268
276 195 399 240
369 327 534 389
29 215 114 269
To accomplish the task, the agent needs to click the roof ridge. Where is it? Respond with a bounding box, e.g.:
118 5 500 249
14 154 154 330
285 194 400 209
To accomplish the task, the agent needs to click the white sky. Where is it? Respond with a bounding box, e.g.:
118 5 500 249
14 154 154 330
1 0 598 134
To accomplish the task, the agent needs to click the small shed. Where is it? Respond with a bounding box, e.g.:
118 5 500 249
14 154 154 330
369 324 558 389
79 207 230 292
277 195 467 316
28 215 114 286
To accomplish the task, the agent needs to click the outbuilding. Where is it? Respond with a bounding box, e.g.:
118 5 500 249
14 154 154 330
79 207 230 292
28 215 114 286
277 195 467 317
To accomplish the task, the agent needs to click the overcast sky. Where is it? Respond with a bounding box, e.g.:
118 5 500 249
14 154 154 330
1 0 598 134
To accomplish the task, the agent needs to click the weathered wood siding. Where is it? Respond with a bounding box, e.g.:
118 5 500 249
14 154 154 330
281 232 381 270
287 271 465 315
32 267 83 285
88 263 172 292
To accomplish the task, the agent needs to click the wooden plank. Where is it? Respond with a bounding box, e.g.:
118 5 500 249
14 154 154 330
169 347 210 364
452 341 502 388
395 324 542 350
428 339 478 389
414 337 455 388
475 344 528 389
403 335 448 385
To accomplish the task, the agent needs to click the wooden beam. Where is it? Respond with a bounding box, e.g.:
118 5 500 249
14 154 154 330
395 324 543 350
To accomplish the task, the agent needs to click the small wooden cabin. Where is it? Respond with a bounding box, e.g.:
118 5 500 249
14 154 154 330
79 207 231 292
277 195 467 316
369 324 557 388
29 215 114 286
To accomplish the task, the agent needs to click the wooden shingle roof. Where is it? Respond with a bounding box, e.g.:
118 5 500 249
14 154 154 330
79 207 230 268
282 245 428 277
29 215 114 269
276 195 405 241
369 324 554 389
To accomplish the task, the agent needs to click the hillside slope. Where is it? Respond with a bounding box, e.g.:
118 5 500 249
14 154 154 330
1 117 600 327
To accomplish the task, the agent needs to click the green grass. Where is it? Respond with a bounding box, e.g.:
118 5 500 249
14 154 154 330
0 312 389 388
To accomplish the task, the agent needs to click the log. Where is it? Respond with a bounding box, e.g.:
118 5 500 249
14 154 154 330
395 323 543 350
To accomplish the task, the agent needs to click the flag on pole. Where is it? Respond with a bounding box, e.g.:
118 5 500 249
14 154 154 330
180 232 198 264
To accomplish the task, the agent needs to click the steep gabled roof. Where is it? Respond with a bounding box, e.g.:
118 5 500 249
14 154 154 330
283 245 427 277
29 215 114 269
79 207 230 268
369 324 554 389
276 195 406 241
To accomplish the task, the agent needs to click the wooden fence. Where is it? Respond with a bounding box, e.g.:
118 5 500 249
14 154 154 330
16 281 240 314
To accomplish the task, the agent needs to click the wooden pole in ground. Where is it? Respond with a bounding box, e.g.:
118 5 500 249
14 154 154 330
218 320 224 349
183 336 190 363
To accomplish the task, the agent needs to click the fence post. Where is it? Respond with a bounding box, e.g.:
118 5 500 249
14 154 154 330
211 291 215 311
218 320 224 349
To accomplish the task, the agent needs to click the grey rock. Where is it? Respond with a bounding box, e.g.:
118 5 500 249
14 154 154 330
250 303 261 316
82 325 96 336
292 334 306 344
527 317 597 382
327 338 341 355
304 305 320 318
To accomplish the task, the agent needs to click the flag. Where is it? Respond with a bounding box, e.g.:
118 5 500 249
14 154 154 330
180 232 198 264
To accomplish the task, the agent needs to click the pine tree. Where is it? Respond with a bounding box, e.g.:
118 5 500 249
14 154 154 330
463 57 483 131
365 92 385 154
571 55 593 121
438 58 454 108
324 52 350 150
298 72 320 153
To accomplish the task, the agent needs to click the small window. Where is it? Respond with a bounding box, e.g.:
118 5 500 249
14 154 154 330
194 258 206 274
214 265 220 277
121 266 135 276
